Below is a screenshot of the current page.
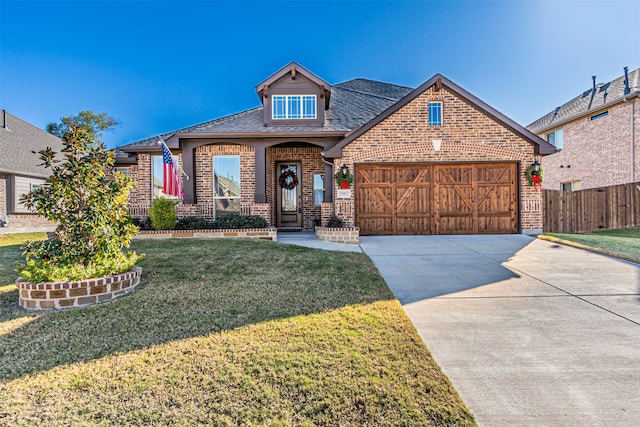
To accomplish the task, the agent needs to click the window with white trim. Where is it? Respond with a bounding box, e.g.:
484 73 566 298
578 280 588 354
114 167 130 177
272 95 317 119
562 181 581 192
546 128 564 150
428 102 442 126
213 155 241 217
313 174 324 205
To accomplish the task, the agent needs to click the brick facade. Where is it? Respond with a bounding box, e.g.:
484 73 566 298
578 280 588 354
120 76 547 234
337 86 543 233
537 99 640 190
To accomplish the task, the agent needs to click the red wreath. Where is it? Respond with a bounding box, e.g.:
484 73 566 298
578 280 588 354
279 169 299 189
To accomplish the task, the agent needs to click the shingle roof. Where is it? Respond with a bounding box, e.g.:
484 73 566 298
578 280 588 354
118 78 413 149
0 111 63 177
527 68 640 133
325 74 556 157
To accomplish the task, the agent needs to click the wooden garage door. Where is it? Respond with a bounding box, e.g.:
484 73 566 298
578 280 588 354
356 163 518 235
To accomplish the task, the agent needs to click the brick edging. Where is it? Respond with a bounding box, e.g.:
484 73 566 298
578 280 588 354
17 267 142 310
135 228 278 241
315 226 360 244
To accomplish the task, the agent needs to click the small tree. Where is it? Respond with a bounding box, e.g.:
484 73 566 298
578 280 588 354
16 114 139 283
46 110 119 144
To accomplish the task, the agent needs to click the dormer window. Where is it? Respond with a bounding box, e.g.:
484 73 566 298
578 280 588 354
272 95 317 120
257 63 331 126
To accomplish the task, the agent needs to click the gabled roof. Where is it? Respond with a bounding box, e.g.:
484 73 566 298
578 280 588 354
118 78 413 151
324 74 556 157
255 61 332 108
0 110 63 178
527 68 640 134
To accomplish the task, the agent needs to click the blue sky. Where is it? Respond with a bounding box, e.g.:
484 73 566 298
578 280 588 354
1 0 638 148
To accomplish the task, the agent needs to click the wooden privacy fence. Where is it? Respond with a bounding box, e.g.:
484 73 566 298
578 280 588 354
543 182 640 233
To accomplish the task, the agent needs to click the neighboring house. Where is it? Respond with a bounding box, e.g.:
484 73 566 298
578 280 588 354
527 67 640 191
117 62 554 235
0 110 62 231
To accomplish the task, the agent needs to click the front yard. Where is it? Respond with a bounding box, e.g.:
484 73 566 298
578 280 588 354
0 235 474 426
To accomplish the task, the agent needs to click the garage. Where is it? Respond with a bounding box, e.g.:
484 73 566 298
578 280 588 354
355 162 518 235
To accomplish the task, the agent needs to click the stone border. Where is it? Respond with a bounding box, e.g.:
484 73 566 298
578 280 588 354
134 228 277 241
315 226 360 244
17 267 142 311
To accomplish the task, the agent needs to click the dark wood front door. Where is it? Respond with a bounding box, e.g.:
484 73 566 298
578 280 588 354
356 163 518 235
276 162 302 228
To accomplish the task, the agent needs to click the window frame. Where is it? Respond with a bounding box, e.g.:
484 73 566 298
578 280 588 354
272 95 317 120
113 167 130 177
428 102 442 126
212 155 241 218
546 128 564 150
590 111 609 121
561 181 581 192
313 174 325 206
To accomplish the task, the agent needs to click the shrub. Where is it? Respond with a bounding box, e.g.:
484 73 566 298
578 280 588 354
175 216 211 230
132 217 153 231
327 214 344 228
149 197 178 230
211 213 268 229
16 113 140 283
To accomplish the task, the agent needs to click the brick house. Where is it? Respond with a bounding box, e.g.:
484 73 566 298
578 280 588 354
117 62 554 235
527 67 640 191
0 110 61 232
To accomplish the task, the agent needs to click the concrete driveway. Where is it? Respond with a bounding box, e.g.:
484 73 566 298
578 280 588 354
359 234 640 426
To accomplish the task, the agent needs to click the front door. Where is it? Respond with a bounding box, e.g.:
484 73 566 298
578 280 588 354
276 162 302 228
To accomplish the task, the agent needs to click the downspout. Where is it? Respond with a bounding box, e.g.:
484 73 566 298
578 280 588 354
321 154 335 202
631 100 635 182
623 66 635 182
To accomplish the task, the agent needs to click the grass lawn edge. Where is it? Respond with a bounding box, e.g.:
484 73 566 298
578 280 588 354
537 234 640 265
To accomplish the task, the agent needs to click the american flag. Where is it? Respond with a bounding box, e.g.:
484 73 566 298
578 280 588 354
161 140 184 200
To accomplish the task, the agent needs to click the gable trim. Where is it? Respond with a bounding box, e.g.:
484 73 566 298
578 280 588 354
324 73 556 157
255 62 332 108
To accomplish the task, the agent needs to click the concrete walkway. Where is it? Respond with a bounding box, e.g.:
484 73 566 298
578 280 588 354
359 235 640 426
276 231 362 252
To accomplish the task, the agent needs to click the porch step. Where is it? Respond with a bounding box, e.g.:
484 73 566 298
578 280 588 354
277 227 303 232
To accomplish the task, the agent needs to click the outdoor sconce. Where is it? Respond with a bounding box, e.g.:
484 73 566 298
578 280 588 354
341 164 349 176
532 160 540 174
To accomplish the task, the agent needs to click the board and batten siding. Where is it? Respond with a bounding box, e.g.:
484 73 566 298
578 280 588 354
12 175 45 213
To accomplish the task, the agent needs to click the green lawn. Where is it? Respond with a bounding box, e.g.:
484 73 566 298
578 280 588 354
0 235 475 426
540 226 640 264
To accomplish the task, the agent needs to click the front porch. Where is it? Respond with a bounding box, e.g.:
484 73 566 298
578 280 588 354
128 141 349 231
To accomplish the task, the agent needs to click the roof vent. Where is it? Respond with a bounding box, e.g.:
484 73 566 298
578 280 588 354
623 66 631 95
592 75 597 92
1 109 7 130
